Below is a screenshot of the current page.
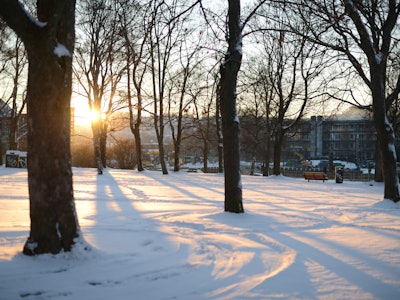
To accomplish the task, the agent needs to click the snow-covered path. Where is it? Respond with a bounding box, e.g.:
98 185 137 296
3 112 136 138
1 167 399 299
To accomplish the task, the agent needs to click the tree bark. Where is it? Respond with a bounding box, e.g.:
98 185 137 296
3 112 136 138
100 122 108 168
263 122 271 176
0 0 81 255
216 82 224 173
91 121 103 174
371 69 399 200
374 139 383 182
220 0 244 213
273 131 284 175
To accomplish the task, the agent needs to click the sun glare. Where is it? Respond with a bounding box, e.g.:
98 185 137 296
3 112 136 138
90 109 100 122
72 95 92 126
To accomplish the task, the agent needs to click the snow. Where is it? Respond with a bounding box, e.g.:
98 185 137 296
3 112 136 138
375 53 383 64
19 2 47 28
1 166 400 299
54 43 71 58
234 31 243 56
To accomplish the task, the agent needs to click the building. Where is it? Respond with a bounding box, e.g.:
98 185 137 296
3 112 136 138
283 116 396 166
0 99 28 163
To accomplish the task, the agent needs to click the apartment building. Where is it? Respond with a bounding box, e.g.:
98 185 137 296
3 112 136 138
283 116 399 165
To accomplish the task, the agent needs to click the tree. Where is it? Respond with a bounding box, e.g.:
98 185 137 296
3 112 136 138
167 27 204 172
239 57 270 175
147 0 175 175
281 0 400 202
203 0 267 212
0 0 80 255
0 30 27 151
75 0 124 174
118 0 146 172
268 33 322 175
147 0 199 174
192 73 220 173
219 0 244 213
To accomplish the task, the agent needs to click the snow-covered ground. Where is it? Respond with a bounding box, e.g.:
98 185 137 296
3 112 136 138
1 166 399 300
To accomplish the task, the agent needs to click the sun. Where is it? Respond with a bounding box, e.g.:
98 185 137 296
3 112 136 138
89 109 100 122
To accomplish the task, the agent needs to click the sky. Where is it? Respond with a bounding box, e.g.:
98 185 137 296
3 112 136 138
0 166 399 299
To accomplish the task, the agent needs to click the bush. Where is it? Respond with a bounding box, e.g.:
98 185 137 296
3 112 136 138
107 139 136 169
71 143 95 168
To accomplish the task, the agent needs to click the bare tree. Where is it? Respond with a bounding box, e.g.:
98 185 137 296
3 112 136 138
191 71 219 173
167 27 205 172
118 0 147 172
0 32 27 151
270 33 323 175
279 0 400 202
75 0 124 174
0 0 80 255
147 0 199 174
219 0 244 213
201 0 267 212
147 0 174 174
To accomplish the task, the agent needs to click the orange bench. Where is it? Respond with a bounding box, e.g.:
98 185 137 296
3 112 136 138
304 172 328 182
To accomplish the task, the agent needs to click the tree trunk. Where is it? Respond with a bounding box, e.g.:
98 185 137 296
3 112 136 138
173 143 180 172
0 0 81 255
202 140 208 173
9 71 19 150
172 115 182 172
220 0 244 213
134 123 144 171
216 83 224 173
343 0 399 202
249 157 255 176
374 139 383 182
273 132 283 175
100 123 107 169
263 130 271 176
371 63 399 201
158 137 168 175
92 122 103 174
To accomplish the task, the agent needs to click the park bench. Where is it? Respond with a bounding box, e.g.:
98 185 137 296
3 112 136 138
187 168 198 173
303 171 328 182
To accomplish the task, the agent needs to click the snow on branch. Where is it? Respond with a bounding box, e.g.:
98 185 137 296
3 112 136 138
18 1 47 28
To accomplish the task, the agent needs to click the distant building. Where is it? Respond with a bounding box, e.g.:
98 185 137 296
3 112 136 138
0 99 28 163
282 116 399 165
0 100 12 161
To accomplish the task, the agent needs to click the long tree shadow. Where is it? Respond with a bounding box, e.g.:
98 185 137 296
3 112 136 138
206 209 400 299
85 169 174 256
134 171 225 208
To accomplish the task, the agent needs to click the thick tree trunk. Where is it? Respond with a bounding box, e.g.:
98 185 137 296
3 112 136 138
173 143 180 172
371 69 400 202
5 0 81 255
273 132 283 175
220 0 244 213
25 53 79 253
343 0 399 202
374 139 383 182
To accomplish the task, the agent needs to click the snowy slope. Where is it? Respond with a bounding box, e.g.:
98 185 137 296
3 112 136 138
0 166 399 299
